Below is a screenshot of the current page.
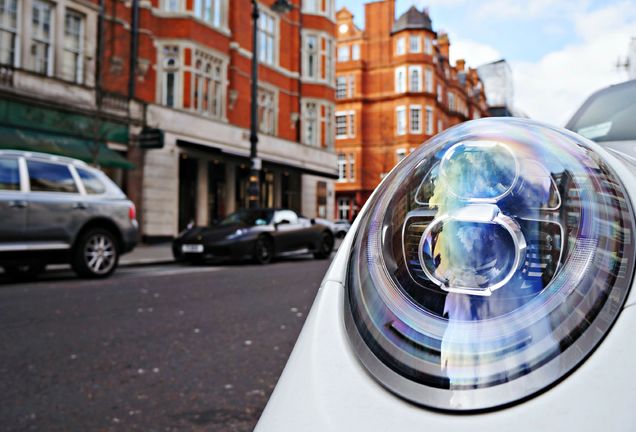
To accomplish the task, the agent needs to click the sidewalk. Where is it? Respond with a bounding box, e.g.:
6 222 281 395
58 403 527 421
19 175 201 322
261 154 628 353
120 243 175 267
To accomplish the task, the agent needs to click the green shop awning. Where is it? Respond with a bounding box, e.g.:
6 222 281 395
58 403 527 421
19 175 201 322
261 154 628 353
0 125 134 169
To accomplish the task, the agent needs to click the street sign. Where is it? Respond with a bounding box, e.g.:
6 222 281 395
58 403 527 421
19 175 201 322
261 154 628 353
138 127 164 149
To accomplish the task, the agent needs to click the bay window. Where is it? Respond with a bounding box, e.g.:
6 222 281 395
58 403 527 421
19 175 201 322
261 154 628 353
31 0 53 75
0 0 18 66
62 11 84 83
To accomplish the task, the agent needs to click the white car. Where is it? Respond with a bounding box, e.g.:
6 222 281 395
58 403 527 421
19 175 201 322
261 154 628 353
256 118 636 431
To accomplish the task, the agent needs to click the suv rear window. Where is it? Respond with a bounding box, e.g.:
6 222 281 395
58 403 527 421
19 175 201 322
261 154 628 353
77 168 106 194
27 160 78 193
0 157 20 191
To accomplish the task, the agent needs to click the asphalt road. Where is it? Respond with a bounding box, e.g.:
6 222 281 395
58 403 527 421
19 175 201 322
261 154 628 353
0 256 332 431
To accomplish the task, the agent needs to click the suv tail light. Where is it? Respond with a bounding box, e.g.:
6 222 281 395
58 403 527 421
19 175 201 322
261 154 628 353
128 203 136 221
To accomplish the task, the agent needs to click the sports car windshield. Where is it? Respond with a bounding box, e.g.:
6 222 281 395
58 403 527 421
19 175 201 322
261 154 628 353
217 209 273 227
568 80 636 142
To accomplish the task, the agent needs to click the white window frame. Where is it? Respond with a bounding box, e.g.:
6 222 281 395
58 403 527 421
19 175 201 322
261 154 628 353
193 0 228 29
191 48 227 119
348 153 355 181
395 37 405 55
302 99 334 148
424 36 432 54
337 153 346 182
0 0 20 67
257 85 277 135
348 74 355 98
437 118 443 133
351 43 360 60
425 68 433 93
257 6 278 66
426 106 434 135
437 83 442 102
409 105 422 134
396 148 407 164
395 66 406 93
302 0 334 19
31 0 54 76
159 45 181 108
338 196 351 220
336 76 347 99
335 112 348 139
337 44 349 62
408 65 422 92
335 110 355 139
62 9 84 84
409 35 421 53
448 92 455 111
396 106 407 136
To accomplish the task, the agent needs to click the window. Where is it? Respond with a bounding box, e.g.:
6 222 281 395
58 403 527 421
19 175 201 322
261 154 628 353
338 197 351 220
410 105 422 134
77 168 106 195
258 87 276 134
0 0 18 66
396 148 407 164
303 32 334 83
31 0 53 76
0 157 19 190
336 76 347 99
437 83 442 102
425 68 433 93
396 37 405 55
258 8 276 65
409 35 421 53
164 0 180 12
303 102 318 146
351 43 360 60
62 11 84 84
409 66 421 92
395 66 406 93
337 45 349 62
193 0 226 28
303 100 333 147
335 111 355 139
396 106 406 135
27 161 78 193
438 119 443 133
303 0 333 16
448 92 455 111
426 106 434 134
348 75 355 97
337 153 346 182
192 50 225 118
424 37 432 54
348 153 355 181
161 45 179 108
335 113 347 138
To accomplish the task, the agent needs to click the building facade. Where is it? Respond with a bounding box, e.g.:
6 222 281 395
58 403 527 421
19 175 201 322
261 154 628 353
334 2 489 221
101 0 338 239
0 0 135 184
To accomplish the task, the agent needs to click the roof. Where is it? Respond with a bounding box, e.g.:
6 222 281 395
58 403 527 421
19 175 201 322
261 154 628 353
392 6 433 33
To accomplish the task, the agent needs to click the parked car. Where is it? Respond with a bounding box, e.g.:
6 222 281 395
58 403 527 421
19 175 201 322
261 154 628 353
332 219 351 238
566 78 636 160
0 150 138 279
173 208 334 264
256 118 636 430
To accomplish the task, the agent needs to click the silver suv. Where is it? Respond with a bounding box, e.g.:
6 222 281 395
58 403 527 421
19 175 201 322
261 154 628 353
0 150 138 279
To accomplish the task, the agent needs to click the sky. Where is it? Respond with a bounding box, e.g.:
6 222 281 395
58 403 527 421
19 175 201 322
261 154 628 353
335 0 636 126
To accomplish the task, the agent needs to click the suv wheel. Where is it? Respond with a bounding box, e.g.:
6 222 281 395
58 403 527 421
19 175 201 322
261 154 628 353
73 228 119 278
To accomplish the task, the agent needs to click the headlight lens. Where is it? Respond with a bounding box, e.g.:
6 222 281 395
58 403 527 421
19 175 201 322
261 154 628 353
345 118 635 411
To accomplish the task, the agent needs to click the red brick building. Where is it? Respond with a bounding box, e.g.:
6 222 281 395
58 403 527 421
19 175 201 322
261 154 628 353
335 2 489 221
101 0 338 239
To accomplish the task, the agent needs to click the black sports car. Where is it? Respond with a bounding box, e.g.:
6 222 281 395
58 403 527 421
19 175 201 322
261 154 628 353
172 208 335 264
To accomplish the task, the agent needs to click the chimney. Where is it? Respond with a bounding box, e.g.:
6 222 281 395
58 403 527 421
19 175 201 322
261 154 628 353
438 32 450 58
456 59 465 72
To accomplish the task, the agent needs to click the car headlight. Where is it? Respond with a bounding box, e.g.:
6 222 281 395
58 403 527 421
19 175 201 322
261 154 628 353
345 118 636 411
226 228 246 240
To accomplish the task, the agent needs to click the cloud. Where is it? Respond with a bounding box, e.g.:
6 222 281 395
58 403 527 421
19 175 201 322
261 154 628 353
449 39 502 68
512 1 636 125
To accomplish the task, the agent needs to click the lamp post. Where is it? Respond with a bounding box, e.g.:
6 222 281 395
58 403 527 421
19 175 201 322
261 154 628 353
248 0 293 209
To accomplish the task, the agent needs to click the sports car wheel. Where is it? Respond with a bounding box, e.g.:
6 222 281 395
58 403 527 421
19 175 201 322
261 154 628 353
255 236 274 264
314 231 334 259
72 228 119 278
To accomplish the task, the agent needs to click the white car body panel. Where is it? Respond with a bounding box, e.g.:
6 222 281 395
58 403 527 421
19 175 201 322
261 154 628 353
256 134 636 431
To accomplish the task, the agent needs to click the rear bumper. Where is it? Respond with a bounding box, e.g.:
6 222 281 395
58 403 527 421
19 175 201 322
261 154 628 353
120 220 139 254
173 238 255 262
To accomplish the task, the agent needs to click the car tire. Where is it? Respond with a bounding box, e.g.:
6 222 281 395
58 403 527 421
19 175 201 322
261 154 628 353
3 263 46 281
72 228 119 278
254 236 274 265
314 231 334 259
336 230 346 239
